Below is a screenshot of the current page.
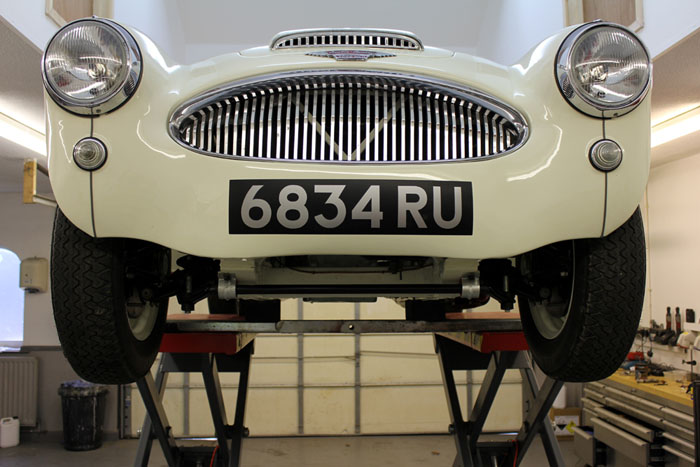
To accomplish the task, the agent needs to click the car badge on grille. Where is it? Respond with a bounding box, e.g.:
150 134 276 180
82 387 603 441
306 50 396 61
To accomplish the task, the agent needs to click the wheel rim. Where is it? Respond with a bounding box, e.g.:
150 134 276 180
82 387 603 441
523 241 576 340
127 300 159 341
124 244 169 341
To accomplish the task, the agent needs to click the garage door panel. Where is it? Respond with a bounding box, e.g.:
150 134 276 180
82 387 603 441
128 390 187 437
361 353 442 385
130 391 146 438
249 361 298 386
245 388 298 436
470 382 523 431
188 387 215 435
161 370 185 387
254 335 298 358
304 388 354 435
469 368 522 384
360 386 449 434
280 298 297 318
302 302 355 319
304 335 354 356
305 359 355 385
361 334 435 354
187 372 205 387
360 298 404 319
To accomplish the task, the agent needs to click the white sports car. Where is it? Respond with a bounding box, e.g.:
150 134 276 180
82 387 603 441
43 19 650 384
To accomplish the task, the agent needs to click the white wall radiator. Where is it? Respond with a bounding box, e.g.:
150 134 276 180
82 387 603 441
0 356 38 427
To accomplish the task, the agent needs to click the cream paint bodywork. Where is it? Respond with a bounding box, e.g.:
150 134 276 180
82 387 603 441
46 24 649 262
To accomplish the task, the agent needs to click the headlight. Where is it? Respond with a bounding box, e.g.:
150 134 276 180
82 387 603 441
556 22 650 117
42 19 141 116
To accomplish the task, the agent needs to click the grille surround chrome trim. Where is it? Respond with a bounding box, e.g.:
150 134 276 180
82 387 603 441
270 28 423 51
169 70 529 164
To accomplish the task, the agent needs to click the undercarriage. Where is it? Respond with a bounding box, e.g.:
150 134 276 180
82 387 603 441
151 254 535 314
51 208 645 384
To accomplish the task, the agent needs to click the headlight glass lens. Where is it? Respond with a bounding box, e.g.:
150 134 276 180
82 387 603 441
557 24 650 116
43 20 141 114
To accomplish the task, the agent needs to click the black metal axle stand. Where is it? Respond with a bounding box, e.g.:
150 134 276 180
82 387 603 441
134 317 559 467
134 343 253 467
435 335 565 467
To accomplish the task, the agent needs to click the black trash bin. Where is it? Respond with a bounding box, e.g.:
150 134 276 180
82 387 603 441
58 380 108 451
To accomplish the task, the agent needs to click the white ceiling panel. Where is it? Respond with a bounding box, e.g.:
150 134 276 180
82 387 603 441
0 17 48 195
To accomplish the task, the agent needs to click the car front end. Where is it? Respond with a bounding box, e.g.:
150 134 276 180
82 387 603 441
45 21 649 260
44 19 651 383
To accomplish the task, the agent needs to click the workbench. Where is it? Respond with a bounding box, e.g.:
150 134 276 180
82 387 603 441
579 369 697 466
606 372 693 409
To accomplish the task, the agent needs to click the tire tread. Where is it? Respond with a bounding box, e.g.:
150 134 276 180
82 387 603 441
51 210 157 383
552 210 645 381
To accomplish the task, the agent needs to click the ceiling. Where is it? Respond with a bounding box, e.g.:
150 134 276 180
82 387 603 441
0 17 49 194
650 28 700 125
171 0 486 57
649 27 700 167
0 13 697 194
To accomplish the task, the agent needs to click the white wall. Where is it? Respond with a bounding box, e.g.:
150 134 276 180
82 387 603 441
475 0 564 65
0 0 58 51
112 0 484 64
0 193 57 346
178 0 483 64
112 0 185 63
642 152 700 370
638 0 700 58
646 153 700 328
109 0 567 65
3 1 698 70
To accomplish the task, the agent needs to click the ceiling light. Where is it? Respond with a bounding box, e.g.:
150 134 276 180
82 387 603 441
0 112 46 156
651 106 700 148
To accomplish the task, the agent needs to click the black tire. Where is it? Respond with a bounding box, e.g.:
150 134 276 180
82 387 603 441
518 208 645 382
207 295 281 322
51 209 170 384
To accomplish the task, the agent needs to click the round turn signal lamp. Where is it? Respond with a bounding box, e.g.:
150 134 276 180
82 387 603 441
589 139 622 172
73 137 107 170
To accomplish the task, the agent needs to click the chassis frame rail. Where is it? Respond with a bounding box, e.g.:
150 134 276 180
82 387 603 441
165 315 522 334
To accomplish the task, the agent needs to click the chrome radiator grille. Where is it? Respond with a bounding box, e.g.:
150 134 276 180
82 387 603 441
271 29 423 50
171 73 527 163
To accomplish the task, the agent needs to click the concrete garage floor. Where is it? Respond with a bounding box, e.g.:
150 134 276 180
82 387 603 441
1 435 582 466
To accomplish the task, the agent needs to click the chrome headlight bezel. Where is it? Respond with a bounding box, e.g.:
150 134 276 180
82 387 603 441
41 18 142 117
555 22 651 118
